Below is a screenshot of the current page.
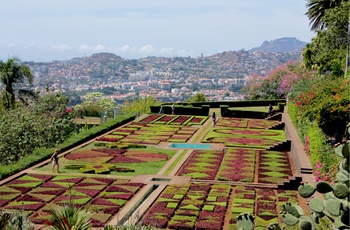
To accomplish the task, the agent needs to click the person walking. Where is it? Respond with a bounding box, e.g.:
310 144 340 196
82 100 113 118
171 104 175 115
212 112 216 126
159 105 164 114
268 103 273 117
51 149 60 173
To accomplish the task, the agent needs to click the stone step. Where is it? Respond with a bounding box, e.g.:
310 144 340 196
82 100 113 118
301 167 313 174
277 176 303 189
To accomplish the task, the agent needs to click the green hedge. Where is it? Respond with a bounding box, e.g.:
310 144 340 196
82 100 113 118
0 114 135 180
150 105 209 116
167 99 286 108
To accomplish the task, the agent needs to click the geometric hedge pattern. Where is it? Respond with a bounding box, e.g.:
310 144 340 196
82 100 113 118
0 174 143 227
0 114 303 229
142 184 300 230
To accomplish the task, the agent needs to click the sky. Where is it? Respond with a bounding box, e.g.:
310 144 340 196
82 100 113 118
0 0 315 62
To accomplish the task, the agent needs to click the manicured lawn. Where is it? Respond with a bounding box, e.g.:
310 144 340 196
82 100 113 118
38 145 178 176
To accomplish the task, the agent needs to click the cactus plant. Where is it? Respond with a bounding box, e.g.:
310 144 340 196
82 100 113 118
325 199 342 216
266 222 282 230
282 136 350 229
298 183 316 198
315 181 333 193
298 216 315 230
309 197 324 213
333 183 348 199
236 212 254 230
282 202 304 218
282 213 299 226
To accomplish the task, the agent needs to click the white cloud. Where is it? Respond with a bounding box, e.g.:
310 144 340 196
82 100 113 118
95 44 106 51
159 47 174 54
50 44 72 51
79 44 106 52
118 45 131 52
139 45 155 55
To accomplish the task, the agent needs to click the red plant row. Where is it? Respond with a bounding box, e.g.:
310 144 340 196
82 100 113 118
155 115 176 123
139 114 162 123
170 116 191 125
187 116 207 125
217 148 256 182
177 150 224 180
0 174 144 228
142 183 232 230
96 137 121 142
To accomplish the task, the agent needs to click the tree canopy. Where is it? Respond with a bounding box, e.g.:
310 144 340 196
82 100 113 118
303 0 349 75
187 93 207 103
0 58 36 110
305 0 345 31
0 92 75 165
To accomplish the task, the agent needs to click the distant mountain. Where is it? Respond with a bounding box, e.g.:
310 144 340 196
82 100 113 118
250 37 308 53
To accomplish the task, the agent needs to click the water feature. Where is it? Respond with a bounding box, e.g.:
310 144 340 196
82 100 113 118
169 143 212 149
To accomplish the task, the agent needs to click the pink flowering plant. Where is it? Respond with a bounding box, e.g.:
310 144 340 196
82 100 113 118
313 160 337 185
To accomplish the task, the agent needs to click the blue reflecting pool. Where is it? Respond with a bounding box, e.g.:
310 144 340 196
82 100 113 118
169 143 212 149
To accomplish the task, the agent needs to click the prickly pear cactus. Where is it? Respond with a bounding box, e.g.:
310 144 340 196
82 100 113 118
282 139 350 229
236 212 254 230
266 222 282 230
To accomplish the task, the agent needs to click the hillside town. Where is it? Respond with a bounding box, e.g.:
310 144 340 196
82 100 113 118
25 38 304 104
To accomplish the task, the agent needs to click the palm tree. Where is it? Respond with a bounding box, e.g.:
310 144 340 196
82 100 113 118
0 57 35 109
305 0 344 31
46 204 91 230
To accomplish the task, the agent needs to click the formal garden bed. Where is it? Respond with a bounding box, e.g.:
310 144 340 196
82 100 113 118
0 114 305 229
141 183 301 230
96 122 200 144
0 173 144 227
138 114 208 125
215 117 280 129
38 144 178 176
202 127 286 148
176 147 293 184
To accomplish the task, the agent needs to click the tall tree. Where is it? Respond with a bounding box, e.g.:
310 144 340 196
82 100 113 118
305 0 344 31
303 1 349 74
187 93 207 103
0 58 35 109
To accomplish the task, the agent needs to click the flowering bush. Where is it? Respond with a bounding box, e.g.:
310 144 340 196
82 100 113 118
243 61 312 99
314 160 337 185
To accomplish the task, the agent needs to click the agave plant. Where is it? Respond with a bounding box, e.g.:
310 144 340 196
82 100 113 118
46 204 92 230
0 210 34 230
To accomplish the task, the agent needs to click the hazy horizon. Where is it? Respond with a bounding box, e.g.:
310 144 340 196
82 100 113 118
1 1 315 62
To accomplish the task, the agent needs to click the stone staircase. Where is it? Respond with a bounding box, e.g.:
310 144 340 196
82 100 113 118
265 112 282 121
266 140 291 152
269 121 285 130
277 175 303 190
